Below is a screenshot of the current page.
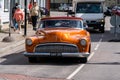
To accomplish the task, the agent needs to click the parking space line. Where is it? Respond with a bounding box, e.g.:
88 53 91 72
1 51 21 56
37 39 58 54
66 35 103 80
66 52 94 80
94 38 102 51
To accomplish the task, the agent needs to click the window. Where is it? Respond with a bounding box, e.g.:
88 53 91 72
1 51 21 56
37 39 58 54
4 0 9 12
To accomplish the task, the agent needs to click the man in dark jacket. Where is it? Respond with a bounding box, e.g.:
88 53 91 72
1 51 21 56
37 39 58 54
12 3 19 17
12 3 18 29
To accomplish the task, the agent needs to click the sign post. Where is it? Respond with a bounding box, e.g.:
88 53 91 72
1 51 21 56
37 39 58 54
109 0 120 41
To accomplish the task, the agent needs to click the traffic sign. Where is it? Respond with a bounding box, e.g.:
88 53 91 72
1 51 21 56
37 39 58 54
110 15 120 27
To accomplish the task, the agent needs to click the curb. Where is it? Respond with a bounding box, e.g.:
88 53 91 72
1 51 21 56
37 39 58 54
0 40 24 54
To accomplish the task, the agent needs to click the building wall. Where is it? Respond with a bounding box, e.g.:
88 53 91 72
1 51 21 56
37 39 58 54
0 0 10 23
103 0 120 7
0 0 45 23
105 0 116 7
50 0 72 10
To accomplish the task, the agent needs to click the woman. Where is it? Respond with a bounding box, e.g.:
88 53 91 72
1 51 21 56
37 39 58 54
13 5 24 34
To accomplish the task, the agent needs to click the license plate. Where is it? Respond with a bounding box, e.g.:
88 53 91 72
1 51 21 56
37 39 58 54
50 53 62 56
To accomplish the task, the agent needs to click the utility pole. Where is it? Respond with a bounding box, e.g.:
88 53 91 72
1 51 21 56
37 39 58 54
24 0 27 36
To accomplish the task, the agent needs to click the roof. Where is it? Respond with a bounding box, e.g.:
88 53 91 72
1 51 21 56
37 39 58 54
41 17 83 21
74 0 105 3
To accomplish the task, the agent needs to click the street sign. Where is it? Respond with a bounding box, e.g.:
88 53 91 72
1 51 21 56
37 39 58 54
110 15 120 34
110 15 120 27
110 27 120 33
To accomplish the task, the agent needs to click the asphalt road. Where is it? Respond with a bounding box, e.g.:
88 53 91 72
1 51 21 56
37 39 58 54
0 17 120 80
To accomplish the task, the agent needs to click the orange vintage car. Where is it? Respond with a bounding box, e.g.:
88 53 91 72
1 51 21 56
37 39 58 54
24 17 91 63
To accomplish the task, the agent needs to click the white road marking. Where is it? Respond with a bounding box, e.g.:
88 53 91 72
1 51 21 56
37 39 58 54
0 58 7 63
88 52 95 61
66 52 95 80
66 35 103 80
94 38 102 51
66 64 85 80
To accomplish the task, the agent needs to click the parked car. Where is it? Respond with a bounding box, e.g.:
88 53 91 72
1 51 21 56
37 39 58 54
24 17 91 63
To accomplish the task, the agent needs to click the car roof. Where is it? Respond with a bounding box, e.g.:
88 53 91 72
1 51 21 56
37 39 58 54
41 17 83 21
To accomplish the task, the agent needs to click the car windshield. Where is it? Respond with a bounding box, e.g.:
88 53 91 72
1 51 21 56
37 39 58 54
39 19 82 28
76 3 102 13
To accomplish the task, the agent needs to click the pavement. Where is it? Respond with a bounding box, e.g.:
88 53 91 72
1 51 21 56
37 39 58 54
0 23 70 80
0 23 35 54
0 12 120 80
0 11 67 54
0 12 71 80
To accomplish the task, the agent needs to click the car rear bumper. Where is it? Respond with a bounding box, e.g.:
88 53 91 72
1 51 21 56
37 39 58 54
23 52 90 57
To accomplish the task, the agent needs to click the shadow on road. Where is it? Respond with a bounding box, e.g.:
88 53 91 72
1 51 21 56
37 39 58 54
0 51 82 65
90 30 120 42
87 62 120 65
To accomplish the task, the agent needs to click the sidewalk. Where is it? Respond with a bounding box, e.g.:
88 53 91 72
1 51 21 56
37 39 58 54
0 23 35 54
0 24 70 79
0 11 68 53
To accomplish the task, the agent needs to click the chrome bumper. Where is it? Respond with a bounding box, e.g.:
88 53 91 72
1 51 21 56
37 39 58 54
23 52 90 57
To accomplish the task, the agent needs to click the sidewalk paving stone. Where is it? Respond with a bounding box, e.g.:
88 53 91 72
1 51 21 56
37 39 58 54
0 12 73 80
0 23 35 54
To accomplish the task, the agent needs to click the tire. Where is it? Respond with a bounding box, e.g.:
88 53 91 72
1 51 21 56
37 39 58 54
80 57 87 63
100 27 105 33
28 57 37 63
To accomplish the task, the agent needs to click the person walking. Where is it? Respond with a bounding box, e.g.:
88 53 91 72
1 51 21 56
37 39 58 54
28 1 33 10
30 1 40 30
12 3 19 30
28 1 33 24
13 5 24 34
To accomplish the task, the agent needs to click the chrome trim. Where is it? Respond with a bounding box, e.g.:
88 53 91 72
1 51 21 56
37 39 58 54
35 43 78 47
34 42 79 53
24 52 90 57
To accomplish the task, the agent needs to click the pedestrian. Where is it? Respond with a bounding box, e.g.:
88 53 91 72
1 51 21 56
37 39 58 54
28 1 33 24
12 3 19 30
13 5 24 34
30 1 40 30
28 1 33 10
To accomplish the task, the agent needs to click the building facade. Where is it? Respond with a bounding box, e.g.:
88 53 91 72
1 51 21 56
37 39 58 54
0 0 46 24
0 0 10 24
105 0 120 7
50 0 72 10
0 0 120 24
